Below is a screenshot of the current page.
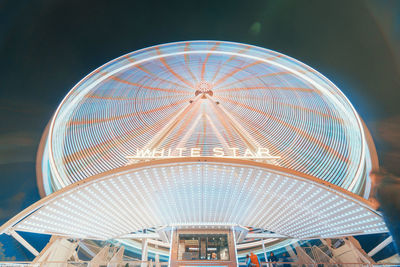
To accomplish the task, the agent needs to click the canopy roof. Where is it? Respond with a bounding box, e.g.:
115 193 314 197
4 159 386 240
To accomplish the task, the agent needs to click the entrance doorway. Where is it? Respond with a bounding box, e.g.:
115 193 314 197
170 229 237 267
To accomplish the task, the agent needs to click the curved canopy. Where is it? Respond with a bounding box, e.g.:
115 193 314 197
39 41 374 196
5 159 386 240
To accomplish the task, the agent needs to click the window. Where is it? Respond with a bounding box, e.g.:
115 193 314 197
178 234 229 261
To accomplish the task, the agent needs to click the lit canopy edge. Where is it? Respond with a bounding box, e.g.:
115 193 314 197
2 158 387 240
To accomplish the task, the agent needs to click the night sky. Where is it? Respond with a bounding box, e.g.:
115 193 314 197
1 0 400 261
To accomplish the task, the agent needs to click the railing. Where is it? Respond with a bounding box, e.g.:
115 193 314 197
237 262 400 267
0 260 169 267
1 262 399 267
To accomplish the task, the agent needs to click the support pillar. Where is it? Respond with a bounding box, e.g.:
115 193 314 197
261 238 267 264
285 244 297 260
368 236 393 257
89 244 111 267
232 226 239 267
155 245 160 267
168 228 174 267
142 238 148 267
108 246 125 267
9 230 39 256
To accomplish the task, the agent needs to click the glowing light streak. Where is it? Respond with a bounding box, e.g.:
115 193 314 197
42 41 372 197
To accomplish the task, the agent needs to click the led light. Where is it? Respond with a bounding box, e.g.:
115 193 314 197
6 161 387 240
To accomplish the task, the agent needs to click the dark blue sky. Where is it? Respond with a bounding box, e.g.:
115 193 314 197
1 0 399 260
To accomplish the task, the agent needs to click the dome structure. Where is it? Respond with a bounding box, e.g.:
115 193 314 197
37 41 376 197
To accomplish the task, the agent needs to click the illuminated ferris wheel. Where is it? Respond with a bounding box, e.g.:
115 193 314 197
1 41 385 261
39 41 376 196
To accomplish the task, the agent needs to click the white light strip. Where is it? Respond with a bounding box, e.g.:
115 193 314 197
6 160 386 240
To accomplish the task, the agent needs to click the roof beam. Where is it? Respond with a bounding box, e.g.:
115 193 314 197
246 233 288 239
117 233 160 239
